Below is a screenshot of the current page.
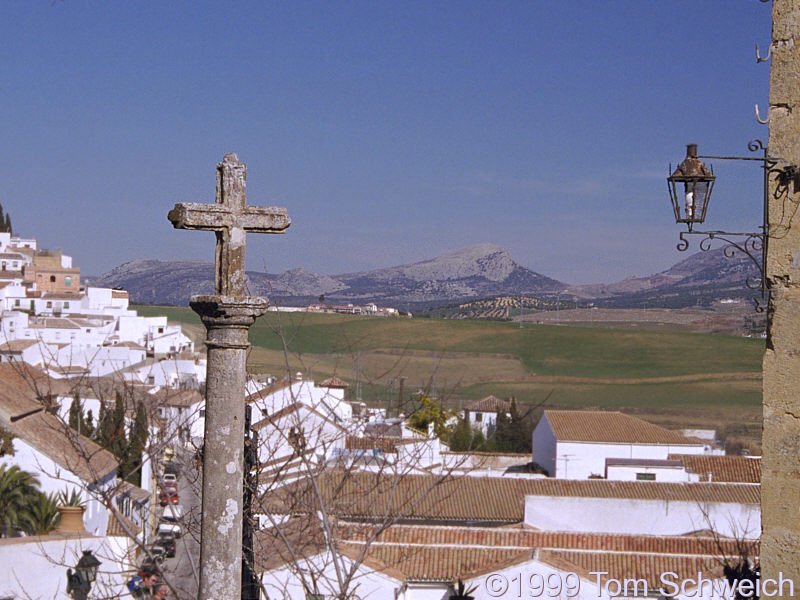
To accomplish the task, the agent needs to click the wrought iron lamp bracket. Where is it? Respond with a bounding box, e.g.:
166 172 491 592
674 139 800 312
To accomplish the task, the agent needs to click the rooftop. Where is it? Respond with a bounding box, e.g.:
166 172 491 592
669 453 761 484
255 521 758 585
464 395 511 413
261 472 626 524
543 410 705 445
522 479 760 504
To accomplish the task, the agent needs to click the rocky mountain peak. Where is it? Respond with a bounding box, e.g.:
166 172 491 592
389 243 516 282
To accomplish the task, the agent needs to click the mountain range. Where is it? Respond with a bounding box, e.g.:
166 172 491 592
88 242 761 311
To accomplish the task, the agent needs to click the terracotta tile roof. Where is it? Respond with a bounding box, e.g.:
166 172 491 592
540 550 729 588
464 395 511 413
605 458 684 468
37 318 80 330
254 519 408 582
346 436 400 453
116 480 151 503
106 510 141 537
522 479 760 504
669 454 762 484
111 290 129 299
256 520 759 584
341 523 758 557
0 270 24 279
341 542 529 583
0 363 71 416
0 339 40 352
544 410 707 445
151 388 203 408
261 472 566 524
2 410 118 484
319 376 349 389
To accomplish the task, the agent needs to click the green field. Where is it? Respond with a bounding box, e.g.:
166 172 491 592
135 306 765 449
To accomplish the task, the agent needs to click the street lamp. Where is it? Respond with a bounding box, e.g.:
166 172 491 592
666 139 799 311
66 550 101 600
667 143 716 230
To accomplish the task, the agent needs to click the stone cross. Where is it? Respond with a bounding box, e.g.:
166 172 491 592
167 153 290 600
168 153 290 298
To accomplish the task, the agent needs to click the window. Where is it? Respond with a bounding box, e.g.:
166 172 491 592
636 473 656 481
46 301 52 308
49 275 56 282
306 594 325 600
475 412 483 422
64 276 72 287
200 409 206 418
13 299 19 306
158 327 164 334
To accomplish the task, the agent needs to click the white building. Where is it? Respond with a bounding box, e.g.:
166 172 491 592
462 395 510 437
0 364 149 539
532 410 720 479
522 478 760 538
257 521 751 600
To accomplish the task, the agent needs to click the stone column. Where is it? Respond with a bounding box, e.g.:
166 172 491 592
762 0 800 583
192 295 268 600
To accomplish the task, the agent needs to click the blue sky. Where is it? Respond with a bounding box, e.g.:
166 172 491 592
1 2 771 284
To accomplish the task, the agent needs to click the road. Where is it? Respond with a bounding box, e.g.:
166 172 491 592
157 450 202 600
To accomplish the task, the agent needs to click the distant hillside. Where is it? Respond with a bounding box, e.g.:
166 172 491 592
569 247 761 309
90 244 567 308
90 243 762 310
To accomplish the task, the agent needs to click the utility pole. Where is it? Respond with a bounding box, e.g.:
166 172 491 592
242 405 259 600
762 0 800 583
168 153 290 600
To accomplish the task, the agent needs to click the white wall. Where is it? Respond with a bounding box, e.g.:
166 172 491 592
606 463 698 482
261 548 403 600
524 495 760 538
0 535 129 600
554 441 709 479
466 556 610 600
1 437 115 536
467 410 498 436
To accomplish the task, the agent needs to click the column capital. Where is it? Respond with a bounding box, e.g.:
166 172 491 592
190 294 270 329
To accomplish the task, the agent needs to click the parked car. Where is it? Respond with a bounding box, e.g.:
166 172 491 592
159 489 179 506
157 521 182 538
154 535 176 558
163 462 179 476
162 504 184 521
162 473 178 485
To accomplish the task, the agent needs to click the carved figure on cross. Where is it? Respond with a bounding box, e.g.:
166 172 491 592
167 153 290 299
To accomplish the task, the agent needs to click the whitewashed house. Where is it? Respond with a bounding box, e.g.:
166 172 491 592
0 385 119 536
463 395 510 436
532 410 719 479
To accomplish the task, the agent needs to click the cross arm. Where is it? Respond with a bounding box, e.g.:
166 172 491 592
168 203 291 232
